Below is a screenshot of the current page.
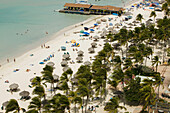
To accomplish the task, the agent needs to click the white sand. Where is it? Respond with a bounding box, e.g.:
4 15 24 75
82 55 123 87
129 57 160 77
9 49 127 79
0 0 165 112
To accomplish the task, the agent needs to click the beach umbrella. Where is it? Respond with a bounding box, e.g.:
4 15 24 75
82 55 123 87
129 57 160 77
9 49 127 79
9 83 19 90
83 32 90 35
93 35 99 41
71 40 76 43
84 27 88 30
101 18 107 22
102 28 107 31
84 61 91 66
88 47 95 53
76 56 83 61
91 42 97 47
103 30 109 34
63 54 70 59
61 61 68 66
104 39 110 43
124 12 133 16
90 29 95 32
100 32 107 38
122 26 127 29
108 27 113 31
111 30 118 34
53 74 59 81
112 13 118 16
80 30 84 33
128 23 133 26
115 23 120 26
71 78 78 83
19 91 30 97
132 21 137 23
94 23 98 26
109 23 113 26
2 101 9 107
46 62 55 67
39 62 44 64
96 20 101 24
63 67 71 72
148 19 153 21
77 50 84 55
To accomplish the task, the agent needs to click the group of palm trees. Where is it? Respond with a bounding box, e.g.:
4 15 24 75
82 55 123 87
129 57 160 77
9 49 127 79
5 1 170 113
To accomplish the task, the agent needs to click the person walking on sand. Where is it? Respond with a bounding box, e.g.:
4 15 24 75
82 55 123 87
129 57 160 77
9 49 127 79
14 58 16 62
44 44 45 48
7 59 9 63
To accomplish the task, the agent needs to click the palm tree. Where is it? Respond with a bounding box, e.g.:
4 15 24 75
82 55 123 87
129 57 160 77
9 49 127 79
46 93 70 112
162 3 169 16
139 85 156 112
28 97 42 113
26 109 38 113
104 97 126 113
136 14 143 23
5 99 20 113
32 85 46 99
41 65 55 94
150 11 157 24
32 76 43 87
68 91 82 113
152 56 161 72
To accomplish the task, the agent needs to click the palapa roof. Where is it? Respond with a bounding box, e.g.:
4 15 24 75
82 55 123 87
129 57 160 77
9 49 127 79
64 3 91 8
64 3 124 11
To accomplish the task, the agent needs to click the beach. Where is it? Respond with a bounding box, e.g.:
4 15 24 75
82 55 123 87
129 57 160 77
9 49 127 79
0 0 166 112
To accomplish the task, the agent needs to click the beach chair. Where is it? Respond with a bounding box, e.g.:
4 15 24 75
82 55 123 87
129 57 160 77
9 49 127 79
67 52 69 55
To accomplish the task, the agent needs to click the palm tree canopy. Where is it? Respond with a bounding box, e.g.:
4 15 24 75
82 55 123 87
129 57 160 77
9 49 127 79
5 99 20 113
150 11 156 18
28 97 41 111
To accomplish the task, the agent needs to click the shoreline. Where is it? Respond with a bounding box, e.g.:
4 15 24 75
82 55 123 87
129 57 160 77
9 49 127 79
0 0 139 67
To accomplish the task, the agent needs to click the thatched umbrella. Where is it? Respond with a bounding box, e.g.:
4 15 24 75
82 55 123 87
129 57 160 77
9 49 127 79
91 42 97 48
88 47 95 53
108 27 113 31
132 21 137 23
53 74 59 81
46 62 55 67
84 61 91 66
111 30 118 34
63 67 71 72
61 61 68 66
115 23 120 26
30 78 34 82
96 20 101 24
19 91 30 97
77 50 84 56
122 26 127 29
93 35 99 41
124 12 133 16
101 18 107 22
104 39 110 43
9 83 19 90
128 23 133 26
2 101 9 107
103 30 109 34
76 56 83 61
63 54 70 59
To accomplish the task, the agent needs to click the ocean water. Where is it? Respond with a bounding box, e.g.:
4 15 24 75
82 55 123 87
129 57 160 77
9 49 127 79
0 0 127 64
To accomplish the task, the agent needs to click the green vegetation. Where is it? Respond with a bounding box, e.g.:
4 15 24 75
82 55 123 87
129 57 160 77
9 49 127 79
5 1 170 112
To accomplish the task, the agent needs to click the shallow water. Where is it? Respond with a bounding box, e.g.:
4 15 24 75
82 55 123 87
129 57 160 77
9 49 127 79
0 0 127 64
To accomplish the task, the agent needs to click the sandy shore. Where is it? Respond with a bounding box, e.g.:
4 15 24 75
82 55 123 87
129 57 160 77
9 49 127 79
0 0 166 112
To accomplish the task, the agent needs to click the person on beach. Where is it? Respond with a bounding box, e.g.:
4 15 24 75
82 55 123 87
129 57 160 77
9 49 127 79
14 58 16 62
7 59 9 63
41 45 43 48
44 44 45 48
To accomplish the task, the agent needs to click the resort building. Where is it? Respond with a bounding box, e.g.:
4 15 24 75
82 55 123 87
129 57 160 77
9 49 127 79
59 3 124 15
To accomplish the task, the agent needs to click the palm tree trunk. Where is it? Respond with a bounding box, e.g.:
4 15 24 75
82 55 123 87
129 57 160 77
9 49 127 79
85 95 89 113
75 103 77 113
145 57 147 66
158 85 160 99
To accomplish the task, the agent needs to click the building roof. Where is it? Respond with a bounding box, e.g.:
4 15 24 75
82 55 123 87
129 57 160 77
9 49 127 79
64 3 124 11
64 3 91 8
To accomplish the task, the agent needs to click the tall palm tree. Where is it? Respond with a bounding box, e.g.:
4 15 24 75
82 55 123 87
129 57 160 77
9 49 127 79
32 85 46 100
68 91 82 113
46 93 70 112
152 56 161 72
28 97 42 113
150 11 157 24
5 99 20 113
162 3 169 16
104 97 126 113
139 85 156 112
136 14 143 23
41 65 55 94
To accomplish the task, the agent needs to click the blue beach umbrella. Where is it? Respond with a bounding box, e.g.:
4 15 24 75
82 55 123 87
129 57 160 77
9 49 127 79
39 62 44 64
90 29 95 31
44 59 47 61
94 23 98 26
112 13 118 16
83 32 90 35
131 5 134 7
109 23 113 26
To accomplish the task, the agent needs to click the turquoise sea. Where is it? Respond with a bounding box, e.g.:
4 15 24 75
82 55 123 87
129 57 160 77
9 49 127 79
0 0 127 64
